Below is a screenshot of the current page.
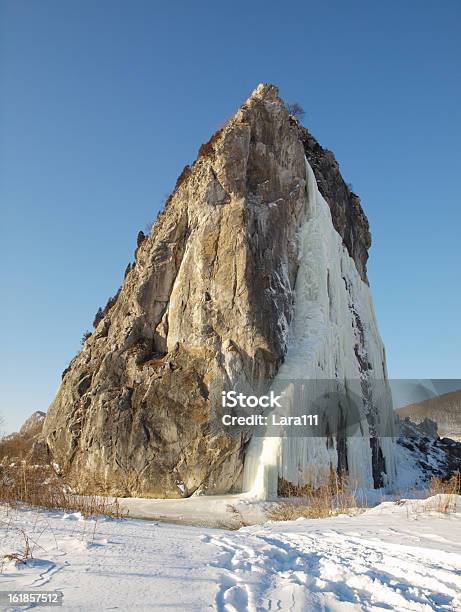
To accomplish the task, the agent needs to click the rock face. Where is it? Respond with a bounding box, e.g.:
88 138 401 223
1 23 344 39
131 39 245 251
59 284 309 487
398 417 461 480
396 390 461 441
43 84 393 497
298 126 371 282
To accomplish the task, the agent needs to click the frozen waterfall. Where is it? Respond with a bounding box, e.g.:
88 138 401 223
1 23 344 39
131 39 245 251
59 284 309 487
242 159 396 499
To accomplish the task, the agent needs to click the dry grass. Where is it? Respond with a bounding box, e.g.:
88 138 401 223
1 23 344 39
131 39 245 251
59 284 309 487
403 473 461 517
0 455 129 576
428 473 461 497
267 471 359 522
225 504 252 529
426 473 460 514
0 494 114 576
0 435 33 462
0 463 128 519
198 126 225 159
1 528 34 570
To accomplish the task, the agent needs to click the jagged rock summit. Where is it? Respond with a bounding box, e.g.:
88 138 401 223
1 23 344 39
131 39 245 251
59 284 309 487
43 84 389 497
20 411 46 438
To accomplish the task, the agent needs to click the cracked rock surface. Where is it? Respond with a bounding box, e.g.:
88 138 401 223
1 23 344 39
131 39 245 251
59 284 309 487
43 84 373 497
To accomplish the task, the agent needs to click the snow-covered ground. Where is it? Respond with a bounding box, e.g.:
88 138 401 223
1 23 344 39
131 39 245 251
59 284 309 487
1 495 461 611
112 493 269 528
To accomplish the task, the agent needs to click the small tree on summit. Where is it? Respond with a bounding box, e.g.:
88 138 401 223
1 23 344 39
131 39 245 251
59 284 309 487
93 307 104 328
287 102 305 120
81 331 92 346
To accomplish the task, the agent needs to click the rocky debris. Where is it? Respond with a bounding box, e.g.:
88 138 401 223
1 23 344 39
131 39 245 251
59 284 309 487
42 84 379 497
399 416 439 439
397 416 461 480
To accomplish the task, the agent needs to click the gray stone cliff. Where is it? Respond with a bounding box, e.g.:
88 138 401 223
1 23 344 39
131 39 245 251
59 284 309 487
43 84 375 497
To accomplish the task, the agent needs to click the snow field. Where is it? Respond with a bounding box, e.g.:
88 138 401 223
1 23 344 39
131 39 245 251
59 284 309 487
1 496 460 611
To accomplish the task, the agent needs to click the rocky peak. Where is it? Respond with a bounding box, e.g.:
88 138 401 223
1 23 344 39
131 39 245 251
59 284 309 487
191 82 371 281
247 82 279 101
19 411 46 438
42 84 379 497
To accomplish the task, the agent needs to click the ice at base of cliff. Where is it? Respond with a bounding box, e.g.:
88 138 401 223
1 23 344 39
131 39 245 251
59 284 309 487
243 159 396 499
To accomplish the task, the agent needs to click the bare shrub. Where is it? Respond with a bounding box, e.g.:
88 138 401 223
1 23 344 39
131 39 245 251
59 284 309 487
0 434 32 463
427 473 460 513
225 504 251 529
287 102 305 119
428 473 461 496
174 165 192 191
92 307 104 328
0 463 128 519
2 528 33 567
267 472 359 522
404 473 461 517
81 330 92 346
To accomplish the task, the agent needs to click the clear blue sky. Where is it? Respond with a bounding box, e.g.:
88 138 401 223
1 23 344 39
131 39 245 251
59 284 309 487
1 1 460 432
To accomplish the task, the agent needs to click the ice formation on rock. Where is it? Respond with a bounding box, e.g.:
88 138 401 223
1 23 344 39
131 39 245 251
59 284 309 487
243 159 396 499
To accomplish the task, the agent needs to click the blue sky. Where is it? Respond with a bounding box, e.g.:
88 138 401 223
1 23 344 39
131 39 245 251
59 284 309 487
1 1 460 432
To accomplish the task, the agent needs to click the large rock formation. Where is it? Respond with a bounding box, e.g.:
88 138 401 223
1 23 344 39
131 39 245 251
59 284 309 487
43 84 394 497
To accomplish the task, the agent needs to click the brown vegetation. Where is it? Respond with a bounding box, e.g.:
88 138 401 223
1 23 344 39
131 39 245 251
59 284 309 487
426 473 461 513
267 471 359 521
0 463 127 519
2 529 33 567
175 164 192 190
198 127 224 159
0 433 36 463
226 504 252 530
428 473 461 496
0 438 27 462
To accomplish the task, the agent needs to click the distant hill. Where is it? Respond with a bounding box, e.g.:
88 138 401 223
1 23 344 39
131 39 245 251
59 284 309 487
396 389 461 441
0 411 46 462
19 410 46 438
